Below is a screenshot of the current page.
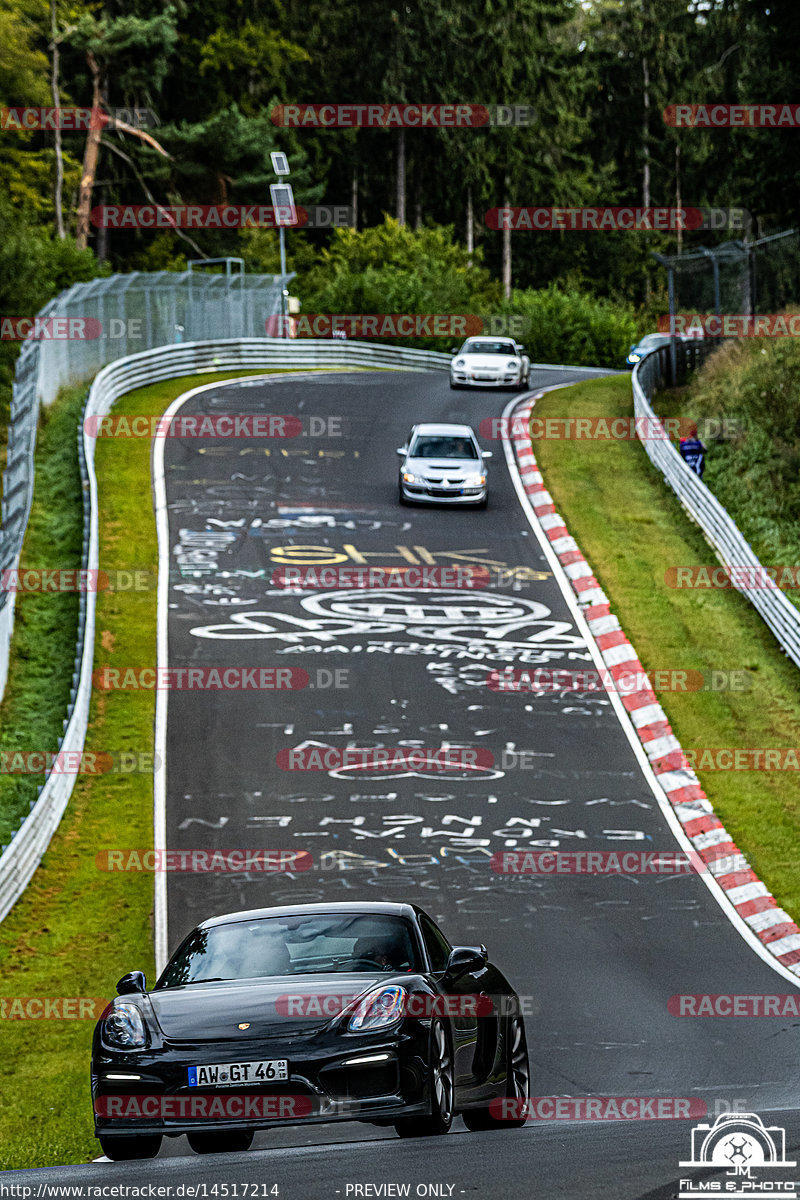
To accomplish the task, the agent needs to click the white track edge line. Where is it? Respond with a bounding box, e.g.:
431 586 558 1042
151 370 342 974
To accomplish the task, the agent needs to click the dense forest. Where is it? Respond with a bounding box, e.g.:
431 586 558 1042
2 0 800 357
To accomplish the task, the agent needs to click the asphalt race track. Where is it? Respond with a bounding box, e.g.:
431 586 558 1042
5 367 800 1196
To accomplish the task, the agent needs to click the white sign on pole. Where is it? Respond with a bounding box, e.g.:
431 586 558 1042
270 183 297 226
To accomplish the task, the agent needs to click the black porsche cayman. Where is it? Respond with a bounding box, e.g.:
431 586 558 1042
91 901 530 1159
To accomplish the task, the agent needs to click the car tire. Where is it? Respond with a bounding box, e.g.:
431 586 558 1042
187 1129 254 1155
98 1134 163 1160
462 1015 529 1131
475 495 488 510
450 381 461 390
394 1018 454 1138
398 487 408 506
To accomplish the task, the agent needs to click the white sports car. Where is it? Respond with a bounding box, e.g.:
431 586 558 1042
449 337 531 390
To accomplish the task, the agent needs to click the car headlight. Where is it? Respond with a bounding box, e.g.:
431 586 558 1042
506 360 519 370
464 474 486 486
454 359 465 367
103 1002 148 1049
403 472 422 484
348 985 406 1032
629 353 640 362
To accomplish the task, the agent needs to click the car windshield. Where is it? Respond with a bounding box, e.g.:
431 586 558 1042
156 913 421 986
463 341 516 356
410 435 478 459
637 335 670 348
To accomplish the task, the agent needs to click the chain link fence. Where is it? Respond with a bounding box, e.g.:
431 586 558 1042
654 228 800 319
0 269 291 698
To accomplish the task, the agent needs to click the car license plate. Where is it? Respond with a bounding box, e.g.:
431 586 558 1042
188 1059 288 1087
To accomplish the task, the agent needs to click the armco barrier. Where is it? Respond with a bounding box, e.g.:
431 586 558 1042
633 342 800 671
0 337 451 923
0 271 291 700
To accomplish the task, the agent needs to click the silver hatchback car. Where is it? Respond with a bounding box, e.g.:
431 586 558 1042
397 423 491 507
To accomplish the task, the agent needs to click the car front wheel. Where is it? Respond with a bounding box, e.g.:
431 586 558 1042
394 1018 454 1138
462 1015 529 1131
98 1134 163 1160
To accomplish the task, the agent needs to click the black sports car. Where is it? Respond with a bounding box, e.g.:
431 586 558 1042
91 901 530 1159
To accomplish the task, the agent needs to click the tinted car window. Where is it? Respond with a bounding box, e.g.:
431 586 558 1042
463 341 517 355
418 914 451 973
157 913 421 986
637 335 671 348
410 436 478 459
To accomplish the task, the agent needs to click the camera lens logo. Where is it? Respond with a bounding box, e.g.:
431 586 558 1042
679 1113 797 1199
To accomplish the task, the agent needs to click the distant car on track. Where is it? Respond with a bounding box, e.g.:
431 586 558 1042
626 330 702 368
625 332 674 367
450 336 530 390
396 423 491 507
91 902 529 1159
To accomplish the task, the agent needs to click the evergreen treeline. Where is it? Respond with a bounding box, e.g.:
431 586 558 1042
2 0 799 370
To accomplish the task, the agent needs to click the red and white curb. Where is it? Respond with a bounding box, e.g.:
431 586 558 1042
507 391 800 981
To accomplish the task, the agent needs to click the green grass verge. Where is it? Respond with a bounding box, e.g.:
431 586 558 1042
0 387 86 847
0 369 282 1170
532 375 800 922
654 338 800 612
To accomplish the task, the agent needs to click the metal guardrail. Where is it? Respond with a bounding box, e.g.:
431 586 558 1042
0 272 291 700
0 337 451 923
633 341 800 671
9 328 787 923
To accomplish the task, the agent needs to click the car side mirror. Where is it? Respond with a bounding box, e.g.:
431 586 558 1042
449 347 458 355
628 344 636 352
396 447 407 457
481 450 492 459
517 345 527 352
116 971 147 995
444 946 487 979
